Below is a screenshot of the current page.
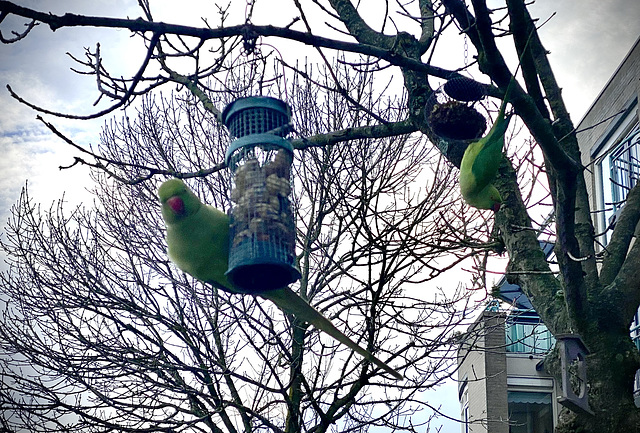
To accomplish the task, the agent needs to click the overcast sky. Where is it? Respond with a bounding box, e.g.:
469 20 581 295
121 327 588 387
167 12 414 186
0 1 639 431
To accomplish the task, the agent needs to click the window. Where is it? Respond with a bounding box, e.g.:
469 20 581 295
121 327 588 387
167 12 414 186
459 380 470 433
507 391 554 433
609 126 640 212
635 370 640 408
506 311 555 355
592 99 639 245
462 405 469 433
591 98 640 408
632 309 640 352
633 311 640 408
597 125 640 243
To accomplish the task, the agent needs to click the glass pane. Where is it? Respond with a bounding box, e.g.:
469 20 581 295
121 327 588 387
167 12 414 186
508 391 554 433
610 127 640 209
600 155 614 229
506 321 555 354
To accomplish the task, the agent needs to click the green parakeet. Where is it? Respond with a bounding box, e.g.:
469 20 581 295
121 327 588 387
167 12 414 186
159 179 232 289
459 86 514 212
158 179 402 380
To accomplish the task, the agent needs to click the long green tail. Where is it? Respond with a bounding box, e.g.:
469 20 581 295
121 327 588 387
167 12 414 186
260 287 403 380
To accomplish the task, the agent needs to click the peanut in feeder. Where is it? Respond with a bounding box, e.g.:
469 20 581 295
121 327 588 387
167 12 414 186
222 96 301 293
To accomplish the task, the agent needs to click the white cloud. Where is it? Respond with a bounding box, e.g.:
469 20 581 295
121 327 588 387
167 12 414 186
0 1 145 225
0 127 93 220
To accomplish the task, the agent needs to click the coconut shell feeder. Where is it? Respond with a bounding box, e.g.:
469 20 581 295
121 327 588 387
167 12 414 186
222 96 301 293
428 101 486 141
424 76 493 167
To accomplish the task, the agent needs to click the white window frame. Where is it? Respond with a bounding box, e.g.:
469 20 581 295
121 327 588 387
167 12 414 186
459 379 470 433
591 98 639 245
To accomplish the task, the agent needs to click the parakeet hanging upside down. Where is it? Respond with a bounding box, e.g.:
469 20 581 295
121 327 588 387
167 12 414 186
459 84 514 212
158 179 402 380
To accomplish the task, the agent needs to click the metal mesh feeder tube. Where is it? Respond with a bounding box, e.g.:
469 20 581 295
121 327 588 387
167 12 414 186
222 97 301 293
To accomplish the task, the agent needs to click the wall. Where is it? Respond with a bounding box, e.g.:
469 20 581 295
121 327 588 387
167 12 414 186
576 36 640 208
458 311 509 433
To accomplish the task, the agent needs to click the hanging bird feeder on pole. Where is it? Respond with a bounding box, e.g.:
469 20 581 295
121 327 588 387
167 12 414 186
222 96 301 293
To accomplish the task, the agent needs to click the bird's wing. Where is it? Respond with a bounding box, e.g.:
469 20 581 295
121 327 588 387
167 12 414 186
469 112 513 188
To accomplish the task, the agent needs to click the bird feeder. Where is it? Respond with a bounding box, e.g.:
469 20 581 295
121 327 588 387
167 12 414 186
425 76 490 167
556 334 594 415
222 96 301 293
442 76 486 102
426 76 487 142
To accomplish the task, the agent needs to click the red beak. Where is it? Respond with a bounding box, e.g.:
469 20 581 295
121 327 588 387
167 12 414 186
167 196 185 215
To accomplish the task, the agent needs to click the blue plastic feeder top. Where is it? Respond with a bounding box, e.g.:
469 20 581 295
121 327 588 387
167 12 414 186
222 96 291 139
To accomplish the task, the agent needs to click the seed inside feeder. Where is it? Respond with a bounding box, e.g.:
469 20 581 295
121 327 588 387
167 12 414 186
428 101 486 141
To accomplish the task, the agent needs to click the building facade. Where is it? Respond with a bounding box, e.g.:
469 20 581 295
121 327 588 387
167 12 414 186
457 303 558 433
457 35 640 432
578 36 640 248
